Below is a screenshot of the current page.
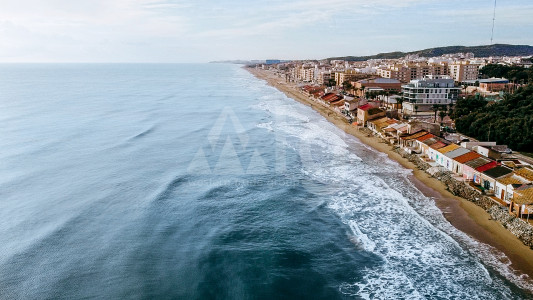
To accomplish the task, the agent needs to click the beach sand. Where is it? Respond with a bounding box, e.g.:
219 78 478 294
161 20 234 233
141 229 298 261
247 67 533 281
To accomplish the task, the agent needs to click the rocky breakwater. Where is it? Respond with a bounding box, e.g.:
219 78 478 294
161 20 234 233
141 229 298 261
392 147 533 248
489 206 533 249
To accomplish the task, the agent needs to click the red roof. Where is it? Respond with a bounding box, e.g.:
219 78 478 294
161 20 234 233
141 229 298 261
476 161 498 172
358 103 373 111
321 93 335 100
454 152 481 163
417 133 435 142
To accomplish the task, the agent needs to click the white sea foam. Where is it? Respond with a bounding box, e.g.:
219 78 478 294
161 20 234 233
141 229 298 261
252 89 533 296
256 121 273 132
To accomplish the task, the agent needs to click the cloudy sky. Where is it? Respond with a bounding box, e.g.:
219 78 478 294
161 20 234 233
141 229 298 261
0 0 532 62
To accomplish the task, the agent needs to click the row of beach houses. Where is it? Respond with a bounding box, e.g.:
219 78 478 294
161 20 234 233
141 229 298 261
366 115 533 220
297 80 533 221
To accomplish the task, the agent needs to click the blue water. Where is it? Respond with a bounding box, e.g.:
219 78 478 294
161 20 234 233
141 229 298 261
0 63 531 299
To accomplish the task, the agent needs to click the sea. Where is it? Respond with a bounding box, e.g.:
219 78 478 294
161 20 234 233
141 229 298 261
0 63 532 299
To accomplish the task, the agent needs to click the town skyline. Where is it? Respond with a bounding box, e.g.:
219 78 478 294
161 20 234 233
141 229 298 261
1 0 533 63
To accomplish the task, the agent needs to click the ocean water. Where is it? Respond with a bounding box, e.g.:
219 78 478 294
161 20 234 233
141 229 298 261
0 63 532 299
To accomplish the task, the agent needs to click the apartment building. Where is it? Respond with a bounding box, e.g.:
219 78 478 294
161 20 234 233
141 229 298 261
334 70 361 86
377 63 450 83
401 75 460 114
448 62 480 81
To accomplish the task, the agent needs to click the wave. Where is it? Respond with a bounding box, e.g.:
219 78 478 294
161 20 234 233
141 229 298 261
127 125 157 142
251 81 533 296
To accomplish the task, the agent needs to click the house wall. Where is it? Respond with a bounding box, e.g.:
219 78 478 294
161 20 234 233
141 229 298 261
494 181 507 201
463 165 475 181
480 174 496 192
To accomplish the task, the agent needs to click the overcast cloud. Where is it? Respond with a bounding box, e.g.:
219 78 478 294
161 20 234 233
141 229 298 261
0 0 531 62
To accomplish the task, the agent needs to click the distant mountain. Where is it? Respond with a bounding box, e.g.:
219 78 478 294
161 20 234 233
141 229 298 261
209 60 266 64
327 44 533 61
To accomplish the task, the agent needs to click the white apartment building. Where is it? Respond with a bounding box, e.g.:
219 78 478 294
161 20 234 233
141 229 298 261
401 75 460 114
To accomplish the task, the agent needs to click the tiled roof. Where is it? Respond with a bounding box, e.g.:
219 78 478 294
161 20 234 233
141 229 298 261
453 151 481 164
497 175 526 185
437 144 460 154
444 148 470 159
483 166 513 179
513 185 533 205
358 103 373 111
464 157 492 169
515 167 533 181
430 141 447 149
417 133 435 142
423 138 439 146
476 161 497 172
401 131 428 141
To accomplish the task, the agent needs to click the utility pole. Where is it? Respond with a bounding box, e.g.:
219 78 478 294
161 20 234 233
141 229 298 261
490 0 497 45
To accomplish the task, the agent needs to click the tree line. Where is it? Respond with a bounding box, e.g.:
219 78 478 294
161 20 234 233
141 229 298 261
479 64 533 84
453 84 533 152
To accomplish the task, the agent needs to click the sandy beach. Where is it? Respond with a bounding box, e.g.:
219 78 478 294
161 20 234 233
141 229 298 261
247 67 533 281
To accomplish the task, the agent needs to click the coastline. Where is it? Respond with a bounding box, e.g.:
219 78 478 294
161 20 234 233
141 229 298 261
246 67 533 282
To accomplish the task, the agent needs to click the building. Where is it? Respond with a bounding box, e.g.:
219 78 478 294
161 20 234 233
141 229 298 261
353 78 402 97
356 103 385 126
480 166 514 194
509 184 533 219
401 75 460 114
318 71 333 86
377 62 450 83
448 62 480 81
475 145 512 160
334 70 364 87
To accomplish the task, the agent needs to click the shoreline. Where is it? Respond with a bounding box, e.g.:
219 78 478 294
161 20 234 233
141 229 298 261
246 67 533 283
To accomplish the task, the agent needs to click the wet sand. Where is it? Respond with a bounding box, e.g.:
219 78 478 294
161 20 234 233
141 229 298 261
247 67 533 283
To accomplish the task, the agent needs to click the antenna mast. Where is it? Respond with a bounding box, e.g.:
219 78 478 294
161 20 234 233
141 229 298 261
490 0 497 44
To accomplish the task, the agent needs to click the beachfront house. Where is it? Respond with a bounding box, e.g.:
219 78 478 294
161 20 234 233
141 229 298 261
451 151 481 175
356 103 384 126
495 167 533 203
509 184 533 220
367 117 397 137
398 131 429 153
441 147 470 171
462 157 495 183
414 133 436 155
434 144 459 166
475 145 512 160
480 166 514 195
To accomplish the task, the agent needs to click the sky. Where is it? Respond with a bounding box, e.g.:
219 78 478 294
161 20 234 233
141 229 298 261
0 0 532 63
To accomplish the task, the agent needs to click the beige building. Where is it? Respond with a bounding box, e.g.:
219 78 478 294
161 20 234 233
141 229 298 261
318 71 333 85
334 70 363 86
449 62 480 81
377 63 450 83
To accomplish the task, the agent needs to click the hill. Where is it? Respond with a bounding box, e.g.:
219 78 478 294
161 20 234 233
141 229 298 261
328 44 533 61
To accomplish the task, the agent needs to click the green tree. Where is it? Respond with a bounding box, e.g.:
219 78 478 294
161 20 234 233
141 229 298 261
431 104 441 123
439 110 447 125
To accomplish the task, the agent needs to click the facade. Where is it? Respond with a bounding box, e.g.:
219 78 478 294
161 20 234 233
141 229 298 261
462 157 494 182
353 78 402 97
334 70 363 87
401 75 460 114
318 71 333 85
480 166 513 193
509 184 533 218
356 103 385 126
448 62 480 81
377 63 450 83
